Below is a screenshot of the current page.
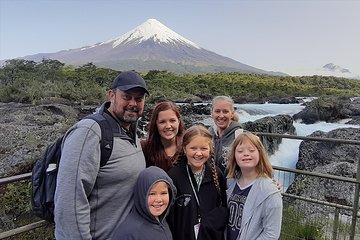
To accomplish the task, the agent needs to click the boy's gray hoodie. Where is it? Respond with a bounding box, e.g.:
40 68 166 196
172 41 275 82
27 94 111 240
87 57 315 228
112 166 176 240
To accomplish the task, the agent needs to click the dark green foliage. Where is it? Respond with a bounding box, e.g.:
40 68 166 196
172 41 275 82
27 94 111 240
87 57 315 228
1 59 360 104
0 181 31 214
0 181 56 239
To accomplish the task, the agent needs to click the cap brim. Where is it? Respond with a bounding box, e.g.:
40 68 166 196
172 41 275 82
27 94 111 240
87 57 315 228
117 85 149 95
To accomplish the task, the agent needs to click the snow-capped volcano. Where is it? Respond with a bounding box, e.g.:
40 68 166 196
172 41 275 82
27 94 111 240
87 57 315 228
111 19 200 49
20 18 283 75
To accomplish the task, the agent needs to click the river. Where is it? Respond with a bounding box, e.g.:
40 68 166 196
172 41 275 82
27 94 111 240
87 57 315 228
202 102 360 170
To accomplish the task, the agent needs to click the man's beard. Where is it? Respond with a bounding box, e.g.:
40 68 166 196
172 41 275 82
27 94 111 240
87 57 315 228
115 107 142 124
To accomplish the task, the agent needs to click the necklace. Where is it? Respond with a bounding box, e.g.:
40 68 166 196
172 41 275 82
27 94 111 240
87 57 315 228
192 167 205 190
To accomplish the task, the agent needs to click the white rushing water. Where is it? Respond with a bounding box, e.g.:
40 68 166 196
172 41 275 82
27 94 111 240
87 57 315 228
202 102 360 189
203 102 360 170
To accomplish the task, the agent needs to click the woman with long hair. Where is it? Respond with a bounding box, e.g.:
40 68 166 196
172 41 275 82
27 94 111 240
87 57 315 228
141 101 185 171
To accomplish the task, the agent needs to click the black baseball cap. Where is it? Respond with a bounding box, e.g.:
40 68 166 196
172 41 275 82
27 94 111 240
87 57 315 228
111 71 149 95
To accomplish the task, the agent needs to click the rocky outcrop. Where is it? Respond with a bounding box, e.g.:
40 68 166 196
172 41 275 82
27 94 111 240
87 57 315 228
0 103 79 177
293 97 360 124
286 128 360 217
267 96 299 104
178 103 211 128
0 102 296 178
242 114 296 154
296 128 360 172
0 102 212 178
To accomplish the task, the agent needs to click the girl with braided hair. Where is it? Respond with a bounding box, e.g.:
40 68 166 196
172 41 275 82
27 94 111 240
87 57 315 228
167 125 228 240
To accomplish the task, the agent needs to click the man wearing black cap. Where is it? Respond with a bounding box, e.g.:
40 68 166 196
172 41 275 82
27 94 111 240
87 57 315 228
54 71 149 240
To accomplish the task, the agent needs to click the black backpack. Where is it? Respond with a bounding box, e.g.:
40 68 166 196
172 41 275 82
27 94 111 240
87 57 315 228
31 113 113 223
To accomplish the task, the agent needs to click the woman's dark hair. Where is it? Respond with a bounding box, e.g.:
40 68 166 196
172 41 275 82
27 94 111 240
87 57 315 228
143 101 184 171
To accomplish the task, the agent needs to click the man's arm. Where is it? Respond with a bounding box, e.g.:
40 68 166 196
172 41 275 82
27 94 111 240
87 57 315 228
54 120 101 240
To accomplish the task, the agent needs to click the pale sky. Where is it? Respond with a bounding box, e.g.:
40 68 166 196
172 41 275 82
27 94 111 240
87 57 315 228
1 0 359 76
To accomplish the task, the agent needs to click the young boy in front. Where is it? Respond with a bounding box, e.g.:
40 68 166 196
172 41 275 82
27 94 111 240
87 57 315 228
112 166 176 240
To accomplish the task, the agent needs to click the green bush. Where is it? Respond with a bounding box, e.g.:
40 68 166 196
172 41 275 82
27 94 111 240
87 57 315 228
1 59 360 104
0 181 55 239
0 181 31 215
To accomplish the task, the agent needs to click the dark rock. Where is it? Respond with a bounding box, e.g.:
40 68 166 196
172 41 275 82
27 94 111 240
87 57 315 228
268 96 299 104
184 96 203 103
296 128 360 171
178 103 211 116
0 103 78 178
293 97 360 124
242 114 296 154
286 127 360 217
347 116 360 125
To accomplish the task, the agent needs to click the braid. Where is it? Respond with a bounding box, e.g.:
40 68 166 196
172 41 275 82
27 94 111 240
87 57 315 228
210 155 221 196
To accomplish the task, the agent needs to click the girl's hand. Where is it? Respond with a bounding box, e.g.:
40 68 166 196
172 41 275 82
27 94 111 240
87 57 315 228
272 179 282 191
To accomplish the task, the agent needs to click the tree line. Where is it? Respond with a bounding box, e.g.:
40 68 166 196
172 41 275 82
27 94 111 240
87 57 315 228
1 59 360 104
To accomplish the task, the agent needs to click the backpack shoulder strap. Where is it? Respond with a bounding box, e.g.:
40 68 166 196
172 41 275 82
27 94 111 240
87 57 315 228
85 113 114 167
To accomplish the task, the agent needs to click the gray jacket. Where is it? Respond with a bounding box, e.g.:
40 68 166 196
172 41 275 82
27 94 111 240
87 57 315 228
209 121 243 173
54 102 146 240
112 166 176 240
226 177 283 240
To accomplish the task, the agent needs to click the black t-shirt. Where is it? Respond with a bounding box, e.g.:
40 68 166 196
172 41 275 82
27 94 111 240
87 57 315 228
226 182 252 240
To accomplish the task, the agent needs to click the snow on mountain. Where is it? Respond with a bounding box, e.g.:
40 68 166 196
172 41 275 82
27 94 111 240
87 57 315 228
79 19 201 52
110 19 200 49
16 18 284 75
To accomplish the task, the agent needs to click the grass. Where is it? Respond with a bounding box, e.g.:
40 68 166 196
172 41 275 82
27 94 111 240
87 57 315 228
280 206 327 240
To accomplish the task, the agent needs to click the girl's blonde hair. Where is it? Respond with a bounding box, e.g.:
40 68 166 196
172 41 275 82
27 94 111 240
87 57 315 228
211 96 239 121
182 125 221 195
226 132 273 179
